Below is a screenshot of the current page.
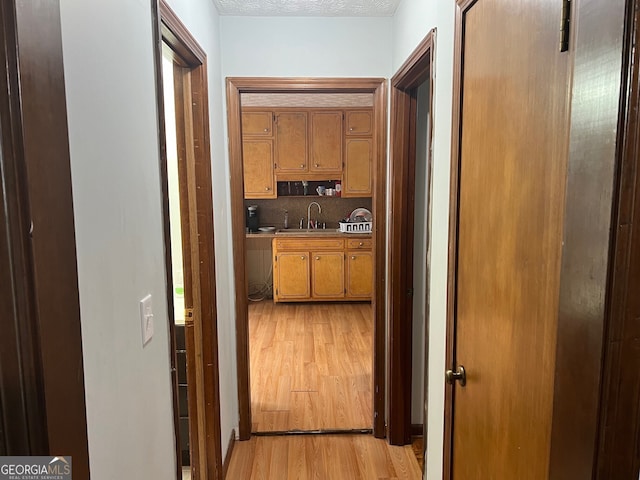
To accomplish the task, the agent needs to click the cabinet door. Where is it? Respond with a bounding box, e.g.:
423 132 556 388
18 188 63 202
346 251 373 298
274 251 310 300
275 112 308 174
311 252 345 299
242 111 273 136
343 138 372 197
310 111 342 174
242 139 275 198
345 110 372 136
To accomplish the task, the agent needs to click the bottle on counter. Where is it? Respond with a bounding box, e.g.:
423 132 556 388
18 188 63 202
283 210 289 229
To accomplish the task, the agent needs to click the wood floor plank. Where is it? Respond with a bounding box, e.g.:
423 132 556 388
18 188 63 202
226 435 422 480
250 301 373 432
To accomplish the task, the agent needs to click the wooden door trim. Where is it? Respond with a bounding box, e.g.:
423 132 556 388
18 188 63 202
443 3 469 474
0 1 90 474
152 1 224 478
227 76 387 440
388 31 435 445
594 0 639 477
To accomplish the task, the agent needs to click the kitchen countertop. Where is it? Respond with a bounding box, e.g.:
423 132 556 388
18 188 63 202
245 230 372 239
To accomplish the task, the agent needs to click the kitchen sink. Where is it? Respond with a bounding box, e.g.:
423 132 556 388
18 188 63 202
275 228 341 235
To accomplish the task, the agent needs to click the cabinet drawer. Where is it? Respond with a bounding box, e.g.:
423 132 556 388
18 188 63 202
346 238 373 250
274 238 344 251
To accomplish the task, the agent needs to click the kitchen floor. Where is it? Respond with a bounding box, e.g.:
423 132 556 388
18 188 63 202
249 300 373 432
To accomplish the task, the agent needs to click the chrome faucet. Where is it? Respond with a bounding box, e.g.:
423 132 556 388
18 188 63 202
307 201 322 229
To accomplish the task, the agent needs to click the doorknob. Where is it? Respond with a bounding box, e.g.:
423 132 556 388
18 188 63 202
445 365 466 386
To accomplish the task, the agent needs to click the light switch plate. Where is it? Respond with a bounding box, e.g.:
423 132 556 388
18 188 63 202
140 294 154 346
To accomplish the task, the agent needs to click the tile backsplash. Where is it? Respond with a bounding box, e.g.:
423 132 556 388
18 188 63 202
244 196 373 230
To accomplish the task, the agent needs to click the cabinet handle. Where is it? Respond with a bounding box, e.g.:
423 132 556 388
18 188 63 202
265 186 270 191
349 127 354 131
264 128 269 132
315 163 319 168
315 256 320 260
359 242 364 247
352 256 356 260
300 256 306 260
300 164 305 168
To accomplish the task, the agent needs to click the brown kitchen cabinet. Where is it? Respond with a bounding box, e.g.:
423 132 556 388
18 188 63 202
272 237 372 302
346 251 373 298
343 137 373 197
309 111 343 175
241 111 273 136
272 250 311 300
345 110 373 136
274 111 308 174
242 139 276 199
312 251 345 298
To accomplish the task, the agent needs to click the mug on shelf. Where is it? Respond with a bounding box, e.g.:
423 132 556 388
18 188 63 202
316 186 326 196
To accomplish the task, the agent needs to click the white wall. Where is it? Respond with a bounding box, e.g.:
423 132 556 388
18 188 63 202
60 0 176 478
221 16 392 77
60 0 237 478
392 1 457 479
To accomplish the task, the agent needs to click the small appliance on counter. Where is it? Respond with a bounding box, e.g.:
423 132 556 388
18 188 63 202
246 205 259 232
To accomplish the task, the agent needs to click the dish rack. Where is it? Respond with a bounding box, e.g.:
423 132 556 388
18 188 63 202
339 221 372 234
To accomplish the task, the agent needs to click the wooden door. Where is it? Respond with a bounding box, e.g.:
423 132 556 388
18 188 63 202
343 138 372 197
310 111 343 174
311 252 345 298
274 251 310 300
275 111 307 174
242 139 275 198
346 251 373 298
449 0 571 478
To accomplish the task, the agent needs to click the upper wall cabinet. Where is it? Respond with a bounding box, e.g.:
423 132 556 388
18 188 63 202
242 111 273 136
242 111 276 199
309 111 343 175
345 110 373 136
241 107 374 198
274 111 308 175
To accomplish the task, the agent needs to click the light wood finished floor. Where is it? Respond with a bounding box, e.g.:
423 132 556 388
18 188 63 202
226 434 422 479
249 301 373 432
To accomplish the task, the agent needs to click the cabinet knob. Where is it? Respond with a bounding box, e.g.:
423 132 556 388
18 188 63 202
359 242 364 247
315 163 319 168
265 186 270 191
300 164 305 168
315 256 320 260
264 128 269 132
349 127 354 131
352 256 356 260
301 256 306 260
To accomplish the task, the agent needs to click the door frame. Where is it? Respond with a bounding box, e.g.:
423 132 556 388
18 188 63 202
387 31 436 445
443 0 626 477
151 1 223 478
226 77 388 440
0 1 89 475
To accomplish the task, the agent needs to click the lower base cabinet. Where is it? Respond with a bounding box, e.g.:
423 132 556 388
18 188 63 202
273 237 372 302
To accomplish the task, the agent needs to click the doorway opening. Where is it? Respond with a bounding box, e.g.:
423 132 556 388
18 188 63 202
152 1 223 479
226 78 387 440
388 31 436 461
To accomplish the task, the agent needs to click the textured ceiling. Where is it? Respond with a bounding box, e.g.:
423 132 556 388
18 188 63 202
212 0 402 17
